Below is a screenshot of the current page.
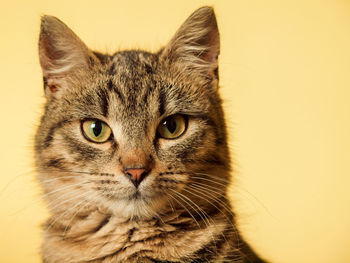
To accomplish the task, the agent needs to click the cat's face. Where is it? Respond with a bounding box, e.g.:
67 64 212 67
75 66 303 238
36 8 230 219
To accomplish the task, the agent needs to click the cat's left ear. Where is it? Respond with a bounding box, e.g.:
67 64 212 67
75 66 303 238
39 15 99 99
160 6 220 82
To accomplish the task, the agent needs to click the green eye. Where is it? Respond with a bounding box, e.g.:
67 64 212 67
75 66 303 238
82 119 112 143
157 115 187 139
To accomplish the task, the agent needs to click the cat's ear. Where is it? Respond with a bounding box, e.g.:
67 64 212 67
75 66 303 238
39 16 98 99
160 6 220 81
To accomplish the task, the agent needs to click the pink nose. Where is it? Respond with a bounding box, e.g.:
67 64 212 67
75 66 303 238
123 168 148 187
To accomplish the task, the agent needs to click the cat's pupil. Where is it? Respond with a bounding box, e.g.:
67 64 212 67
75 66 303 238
165 118 177 134
91 121 102 136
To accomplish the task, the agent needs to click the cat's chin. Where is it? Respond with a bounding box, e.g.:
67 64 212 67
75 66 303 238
100 192 167 220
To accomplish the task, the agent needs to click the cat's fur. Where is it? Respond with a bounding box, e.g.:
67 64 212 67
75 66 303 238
36 6 266 263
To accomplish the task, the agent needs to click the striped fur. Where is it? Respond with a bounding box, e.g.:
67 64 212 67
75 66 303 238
36 6 266 263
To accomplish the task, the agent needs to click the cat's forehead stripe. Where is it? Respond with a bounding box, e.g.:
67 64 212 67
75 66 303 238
158 87 166 117
99 88 109 117
107 76 125 104
102 52 162 122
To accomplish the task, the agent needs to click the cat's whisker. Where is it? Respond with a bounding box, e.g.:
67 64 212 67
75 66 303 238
62 193 98 236
166 191 201 230
44 190 93 217
45 191 94 233
194 175 273 218
152 209 166 225
178 189 221 258
191 181 259 221
9 181 91 216
191 176 229 188
232 185 274 219
43 187 91 210
194 175 272 218
188 183 235 219
0 169 37 199
186 184 240 244
186 202 238 249
39 175 87 184
191 187 236 217
62 199 90 235
44 168 115 177
189 181 226 195
148 203 166 225
179 187 224 255
166 195 176 214
191 175 240 222
187 184 233 214
176 188 214 228
189 181 229 197
40 181 91 200
181 187 234 253
169 189 219 255
194 173 230 183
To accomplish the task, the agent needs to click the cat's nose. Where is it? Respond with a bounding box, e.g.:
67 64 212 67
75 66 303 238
123 168 148 187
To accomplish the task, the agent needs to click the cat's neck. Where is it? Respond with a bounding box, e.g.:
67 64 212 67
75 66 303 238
42 201 235 263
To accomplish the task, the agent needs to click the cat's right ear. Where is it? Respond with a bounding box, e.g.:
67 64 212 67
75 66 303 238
160 7 220 83
39 16 98 99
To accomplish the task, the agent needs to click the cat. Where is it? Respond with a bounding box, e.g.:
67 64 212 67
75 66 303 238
35 6 266 263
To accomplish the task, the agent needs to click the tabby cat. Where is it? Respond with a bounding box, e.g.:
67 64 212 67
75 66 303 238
35 6 266 263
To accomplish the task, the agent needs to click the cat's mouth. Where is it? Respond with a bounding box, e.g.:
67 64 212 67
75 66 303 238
102 189 165 220
131 190 142 200
108 187 155 202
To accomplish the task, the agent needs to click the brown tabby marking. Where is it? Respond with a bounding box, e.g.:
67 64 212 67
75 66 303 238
36 6 266 263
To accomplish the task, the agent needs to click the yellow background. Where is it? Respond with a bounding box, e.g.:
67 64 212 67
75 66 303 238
1 0 349 262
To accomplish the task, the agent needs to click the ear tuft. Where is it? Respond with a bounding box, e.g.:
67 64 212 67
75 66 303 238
161 6 220 78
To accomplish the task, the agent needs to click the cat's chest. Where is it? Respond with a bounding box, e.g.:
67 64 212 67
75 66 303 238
44 211 216 262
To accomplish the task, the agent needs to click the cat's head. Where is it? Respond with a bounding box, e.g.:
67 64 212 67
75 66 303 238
36 6 230 219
